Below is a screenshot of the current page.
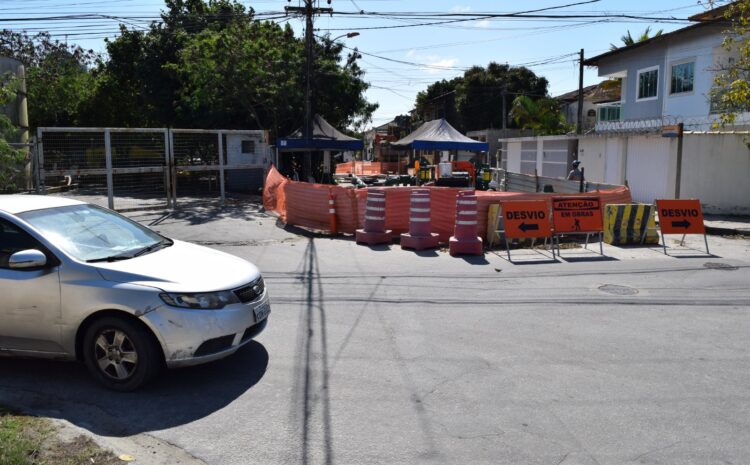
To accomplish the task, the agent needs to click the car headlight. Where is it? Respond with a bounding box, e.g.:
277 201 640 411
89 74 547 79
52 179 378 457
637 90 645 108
159 290 240 309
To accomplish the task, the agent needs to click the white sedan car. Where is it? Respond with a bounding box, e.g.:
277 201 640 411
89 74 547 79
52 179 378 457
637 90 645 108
0 195 270 391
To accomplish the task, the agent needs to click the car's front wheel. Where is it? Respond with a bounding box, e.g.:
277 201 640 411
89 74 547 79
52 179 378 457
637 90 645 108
83 316 162 391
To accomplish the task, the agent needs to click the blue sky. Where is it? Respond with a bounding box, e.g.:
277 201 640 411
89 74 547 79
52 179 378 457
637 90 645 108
1 0 720 128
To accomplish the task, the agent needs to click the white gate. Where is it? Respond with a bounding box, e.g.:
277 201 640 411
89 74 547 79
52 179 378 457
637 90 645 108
625 135 674 203
36 128 270 211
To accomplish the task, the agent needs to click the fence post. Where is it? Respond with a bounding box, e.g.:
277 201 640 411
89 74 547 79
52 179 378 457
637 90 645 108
36 128 45 194
163 129 172 209
169 130 177 209
218 131 226 204
579 167 585 193
104 128 114 209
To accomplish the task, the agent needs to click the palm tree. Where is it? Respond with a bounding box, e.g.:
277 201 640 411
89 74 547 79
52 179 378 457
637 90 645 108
610 26 663 50
509 95 570 136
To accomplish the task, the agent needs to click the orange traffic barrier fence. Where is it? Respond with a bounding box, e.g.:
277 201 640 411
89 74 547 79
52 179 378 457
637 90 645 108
263 165 633 241
335 161 405 175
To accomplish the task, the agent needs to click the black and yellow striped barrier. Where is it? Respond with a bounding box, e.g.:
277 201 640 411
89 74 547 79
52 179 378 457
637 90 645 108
604 204 660 245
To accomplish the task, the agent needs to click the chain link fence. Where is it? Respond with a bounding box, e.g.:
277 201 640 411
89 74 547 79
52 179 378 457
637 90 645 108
36 127 270 211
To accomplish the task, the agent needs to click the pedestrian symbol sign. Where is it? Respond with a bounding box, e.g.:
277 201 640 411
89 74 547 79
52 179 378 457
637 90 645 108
502 200 552 239
552 197 603 233
656 199 705 235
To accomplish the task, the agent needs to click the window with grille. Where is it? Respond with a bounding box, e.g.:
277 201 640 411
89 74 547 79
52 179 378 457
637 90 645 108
637 67 659 100
670 62 694 94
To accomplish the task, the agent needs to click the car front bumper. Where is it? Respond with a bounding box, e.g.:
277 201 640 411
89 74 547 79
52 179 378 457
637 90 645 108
143 291 270 368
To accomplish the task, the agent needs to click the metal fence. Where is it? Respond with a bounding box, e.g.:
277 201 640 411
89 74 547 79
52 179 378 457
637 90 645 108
491 169 623 194
36 127 270 211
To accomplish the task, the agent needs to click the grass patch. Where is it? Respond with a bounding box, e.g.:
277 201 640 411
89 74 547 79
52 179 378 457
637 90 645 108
0 406 125 465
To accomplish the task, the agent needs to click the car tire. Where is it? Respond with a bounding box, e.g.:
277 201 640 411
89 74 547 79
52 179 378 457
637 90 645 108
83 316 162 391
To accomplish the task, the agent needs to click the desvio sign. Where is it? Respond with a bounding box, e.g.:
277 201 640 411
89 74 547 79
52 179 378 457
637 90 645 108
656 199 705 235
552 196 602 233
502 200 552 239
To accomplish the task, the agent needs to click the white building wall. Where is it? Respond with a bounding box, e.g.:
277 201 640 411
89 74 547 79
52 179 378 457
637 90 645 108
504 131 749 214
507 141 522 172
662 32 724 120
680 134 750 215
578 138 607 181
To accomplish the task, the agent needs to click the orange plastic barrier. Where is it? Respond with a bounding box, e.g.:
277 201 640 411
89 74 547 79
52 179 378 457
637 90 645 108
263 165 633 241
335 161 405 175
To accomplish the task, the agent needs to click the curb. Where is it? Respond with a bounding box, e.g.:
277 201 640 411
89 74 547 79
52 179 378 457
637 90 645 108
705 225 750 236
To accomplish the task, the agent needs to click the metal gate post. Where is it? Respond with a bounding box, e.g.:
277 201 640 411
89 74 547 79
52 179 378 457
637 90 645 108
104 128 114 209
169 129 177 209
218 131 225 204
36 128 45 194
163 129 172 209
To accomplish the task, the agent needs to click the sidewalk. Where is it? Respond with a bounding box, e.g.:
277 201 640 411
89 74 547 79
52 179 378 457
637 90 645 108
703 215 750 236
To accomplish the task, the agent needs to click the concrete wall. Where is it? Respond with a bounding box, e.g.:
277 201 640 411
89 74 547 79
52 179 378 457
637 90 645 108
580 132 749 214
680 133 750 215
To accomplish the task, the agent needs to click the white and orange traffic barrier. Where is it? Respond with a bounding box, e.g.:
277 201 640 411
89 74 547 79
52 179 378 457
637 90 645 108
400 189 439 250
356 189 392 245
328 189 338 235
449 190 483 256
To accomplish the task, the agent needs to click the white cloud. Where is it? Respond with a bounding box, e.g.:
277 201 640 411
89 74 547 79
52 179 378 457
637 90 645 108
451 5 471 12
476 19 491 28
406 49 459 74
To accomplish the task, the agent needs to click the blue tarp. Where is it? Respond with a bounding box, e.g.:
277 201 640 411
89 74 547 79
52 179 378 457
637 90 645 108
277 115 363 151
391 118 489 152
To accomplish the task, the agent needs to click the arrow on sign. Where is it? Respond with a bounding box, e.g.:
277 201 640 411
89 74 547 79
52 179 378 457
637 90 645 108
519 222 539 232
671 220 691 229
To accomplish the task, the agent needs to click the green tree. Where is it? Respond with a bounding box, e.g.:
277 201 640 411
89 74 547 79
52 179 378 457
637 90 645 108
456 62 549 131
0 75 25 192
0 30 99 127
509 95 570 136
88 0 376 136
711 0 750 126
414 78 462 128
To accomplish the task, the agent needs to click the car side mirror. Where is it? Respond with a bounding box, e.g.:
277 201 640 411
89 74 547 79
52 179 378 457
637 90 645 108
9 249 48 269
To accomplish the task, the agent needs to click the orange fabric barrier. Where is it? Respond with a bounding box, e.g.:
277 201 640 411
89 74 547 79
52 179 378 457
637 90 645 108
263 165 633 240
335 161 405 175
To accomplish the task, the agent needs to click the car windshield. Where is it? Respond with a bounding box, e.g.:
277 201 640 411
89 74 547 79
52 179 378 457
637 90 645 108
19 204 168 262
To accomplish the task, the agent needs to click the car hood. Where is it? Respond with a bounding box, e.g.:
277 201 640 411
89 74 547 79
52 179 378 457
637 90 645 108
91 239 260 293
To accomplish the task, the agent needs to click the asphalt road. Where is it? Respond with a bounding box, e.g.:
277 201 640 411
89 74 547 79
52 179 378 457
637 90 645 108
2 202 750 465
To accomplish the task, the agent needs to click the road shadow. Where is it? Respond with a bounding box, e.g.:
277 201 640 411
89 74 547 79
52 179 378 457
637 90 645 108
0 341 268 437
558 255 619 263
357 243 392 252
128 202 268 227
488 248 558 264
456 254 490 265
290 238 334 465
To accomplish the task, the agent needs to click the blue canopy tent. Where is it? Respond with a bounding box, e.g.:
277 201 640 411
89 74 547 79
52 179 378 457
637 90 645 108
390 118 489 152
277 114 363 152
276 115 363 182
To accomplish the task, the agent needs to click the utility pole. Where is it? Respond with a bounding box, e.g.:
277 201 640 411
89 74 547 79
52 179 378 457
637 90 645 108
577 48 584 135
286 0 333 182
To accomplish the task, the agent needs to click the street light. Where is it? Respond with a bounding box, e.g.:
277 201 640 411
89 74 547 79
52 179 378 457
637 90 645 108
331 31 360 41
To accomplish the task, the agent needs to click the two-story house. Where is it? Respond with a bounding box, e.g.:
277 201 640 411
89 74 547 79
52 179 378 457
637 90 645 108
584 4 749 132
499 3 750 214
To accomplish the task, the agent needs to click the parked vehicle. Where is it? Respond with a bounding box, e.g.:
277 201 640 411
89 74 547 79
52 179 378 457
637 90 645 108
0 195 270 391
